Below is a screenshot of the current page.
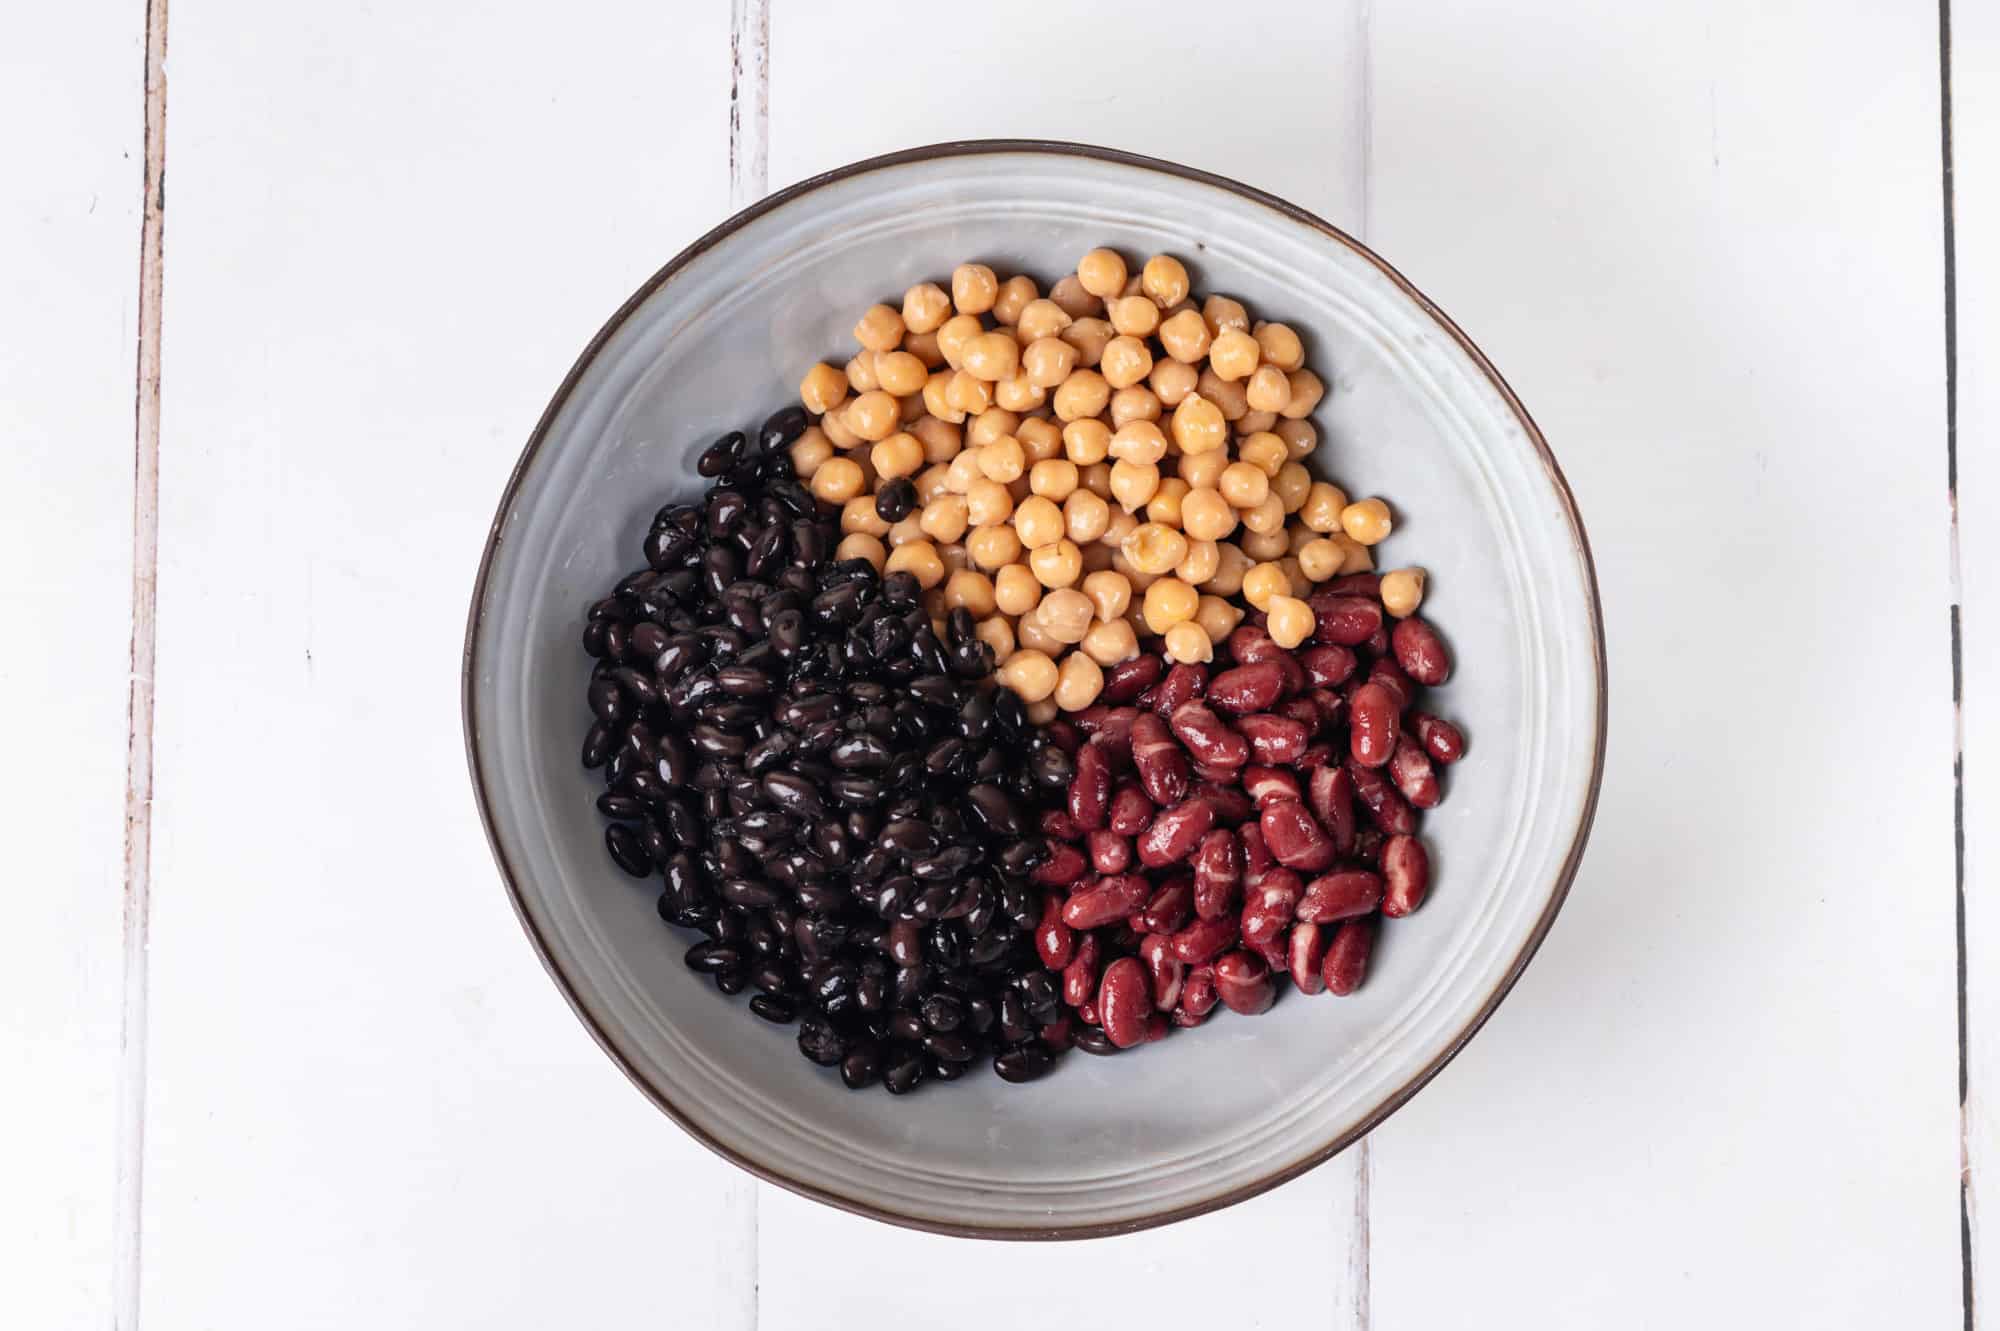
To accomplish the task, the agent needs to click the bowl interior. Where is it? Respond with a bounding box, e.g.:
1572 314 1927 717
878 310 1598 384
466 146 1601 1235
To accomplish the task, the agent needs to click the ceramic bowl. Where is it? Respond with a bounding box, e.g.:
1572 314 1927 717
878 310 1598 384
464 141 1605 1238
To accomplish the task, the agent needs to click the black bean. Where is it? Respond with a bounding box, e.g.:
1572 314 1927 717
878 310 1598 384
718 878 781 909
698 431 744 477
994 1044 1055 1082
596 792 645 820
605 823 653 877
749 993 797 1024
797 1014 846 1067
685 940 741 973
873 477 918 523
759 405 809 455
922 1028 976 1062
840 1043 882 1089
1072 1026 1119 1056
882 1048 925 1094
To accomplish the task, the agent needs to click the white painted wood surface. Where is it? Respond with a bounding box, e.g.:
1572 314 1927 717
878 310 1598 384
9 0 1988 1327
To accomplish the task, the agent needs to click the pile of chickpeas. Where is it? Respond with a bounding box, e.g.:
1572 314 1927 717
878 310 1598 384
789 249 1424 720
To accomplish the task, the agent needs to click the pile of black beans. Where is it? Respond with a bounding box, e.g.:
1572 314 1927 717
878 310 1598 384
580 408 1079 1094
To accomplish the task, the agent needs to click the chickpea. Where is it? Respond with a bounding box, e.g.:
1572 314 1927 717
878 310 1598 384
1039 588 1095 644
1081 569 1133 621
1146 477 1191 527
965 476 1014 526
1178 449 1228 490
1334 532 1375 574
1163 621 1214 665
1109 385 1162 428
1282 369 1327 419
1266 594 1315 649
992 275 1037 325
1208 542 1252 596
1077 248 1128 298
851 448 879 490
1077 540 1112 575
1176 537 1219 584
810 457 865 504
1279 555 1307 592
966 407 1020 449
1246 365 1292 413
1180 484 1240 545
1340 497 1393 545
945 448 983 494
800 362 849 414
911 414 962 464
879 537 941 589
1273 462 1312 513
1141 576 1200 634
1053 369 1111 422
1140 254 1190 307
1080 462 1114 501
1275 417 1318 460
1053 650 1105 712
851 303 902 353
1381 567 1426 617
1157 308 1212 364
922 371 963 423
920 494 971 544
1011 494 1064 548
1298 536 1343 583
1025 695 1061 724
1081 616 1140 666
1237 431 1287 477
1122 520 1190 576
934 317 979 372
995 648 1058 702
1237 409 1279 435
1149 358 1199 406
1299 481 1348 532
1104 295 1159 339
1016 299 1072 343
1049 273 1102 319
1029 458 1079 501
898 391 926 426
905 330 945 369
1208 329 1261 381
991 562 1042 616
868 350 923 398
1196 367 1250 421
834 531 887 571
1194 594 1243 644
1022 336 1079 390
1099 336 1154 390
940 541 970 576
1062 489 1111 545
841 494 890 536
1100 506 1139 549
913 463 954 503
1242 561 1290 611
967 522 1024 572
1241 526 1291 561
1061 418 1112 465
870 431 924 480
1253 321 1305 371
1240 493 1286 536
944 370 993 416
1060 316 1115 368
958 332 1016 383
1030 538 1084 589
897 281 948 333
1017 416 1063 461
790 428 834 480
886 512 926 548
1201 294 1250 337
977 437 1026 484
1219 461 1271 509
845 352 880 394
995 375 1046 413
951 263 998 314
1115 552 1159 595
1170 393 1228 454
972 614 1016 661
1106 420 1165 467
1109 459 1161 512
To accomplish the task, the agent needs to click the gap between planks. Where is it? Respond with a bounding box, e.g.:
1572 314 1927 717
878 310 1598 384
113 0 168 1327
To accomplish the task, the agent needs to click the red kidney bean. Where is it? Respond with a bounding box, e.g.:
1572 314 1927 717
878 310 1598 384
1029 840 1087 887
1353 826 1385 867
1297 742 1337 772
1179 964 1218 1018
1075 998 1100 1026
1070 740 1112 830
1225 624 1284 664
1194 781 1256 825
1213 950 1277 1015
1191 760 1239 784
1138 795 1217 868
1306 764 1358 855
1298 643 1359 688
1363 624 1390 657
1388 735 1441 808
1172 1004 1211 1029
1034 895 1076 970
1325 572 1383 597
1209 661 1286 715
1144 1012 1171 1042
1381 834 1430 917
1137 878 1194 934
1042 719 1081 754
1259 798 1337 872
1349 681 1399 768
1308 594 1381 646
1308 688 1347 732
1322 917 1376 995
1274 696 1324 737
1062 932 1102 1007
1240 869 1304 945
1062 873 1151 929
1152 662 1209 716
1098 957 1151 1048
1169 915 1237 965
1296 870 1384 923
1129 711 1191 806
1367 657 1413 709
1040 1016 1073 1051
1169 701 1250 769
1073 703 1112 734
1041 808 1083 841
1241 823 1274 876
1289 923 1329 994
1088 829 1134 873
1349 761 1416 835
1103 652 1165 703
1193 829 1242 919
1108 780 1155 836
1410 711 1465 763
1244 765 1303 808
1092 710 1139 768
1138 933 1186 1011
1239 713 1311 765
1251 929 1289 974
1392 616 1451 685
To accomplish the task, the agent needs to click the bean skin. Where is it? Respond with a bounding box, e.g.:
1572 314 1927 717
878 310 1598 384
1381 834 1430 917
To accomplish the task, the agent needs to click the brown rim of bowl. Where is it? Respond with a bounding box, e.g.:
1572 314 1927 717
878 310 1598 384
462 138 1608 1241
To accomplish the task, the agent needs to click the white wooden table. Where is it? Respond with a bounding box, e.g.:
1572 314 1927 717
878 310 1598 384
7 2 1993 1326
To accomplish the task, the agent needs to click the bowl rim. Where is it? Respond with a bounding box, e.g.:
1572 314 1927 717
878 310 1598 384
462 138 1608 1241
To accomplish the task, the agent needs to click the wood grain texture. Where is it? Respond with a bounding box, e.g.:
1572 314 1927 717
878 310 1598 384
140 5 755 1327
0 4 145 1325
1363 3 1960 1326
1954 0 1996 1320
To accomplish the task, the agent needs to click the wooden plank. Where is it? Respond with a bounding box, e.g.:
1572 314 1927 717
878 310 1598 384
1953 0 1997 1318
141 5 757 1327
1364 3 1961 1326
759 5 1372 1323
0 4 145 1325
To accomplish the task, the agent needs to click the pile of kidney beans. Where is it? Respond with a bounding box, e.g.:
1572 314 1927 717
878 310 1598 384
580 409 1081 1094
1028 593 1464 1051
